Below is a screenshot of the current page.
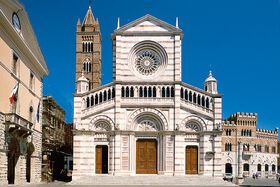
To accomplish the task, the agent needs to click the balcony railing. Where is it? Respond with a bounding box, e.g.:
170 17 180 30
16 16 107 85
4 113 33 131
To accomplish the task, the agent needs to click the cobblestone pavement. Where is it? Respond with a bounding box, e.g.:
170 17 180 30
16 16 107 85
240 177 280 186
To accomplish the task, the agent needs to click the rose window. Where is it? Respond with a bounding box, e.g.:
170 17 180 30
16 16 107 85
135 50 160 75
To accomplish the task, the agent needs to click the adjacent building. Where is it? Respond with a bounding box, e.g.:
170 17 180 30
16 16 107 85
0 0 49 184
73 6 223 179
42 96 73 182
222 112 278 178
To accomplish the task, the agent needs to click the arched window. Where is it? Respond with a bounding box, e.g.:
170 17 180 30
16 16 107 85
88 43 90 52
121 87 125 97
85 42 88 52
144 87 147 97
139 87 143 97
112 88 115 98
103 91 107 101
99 92 103 103
206 98 209 108
90 42 93 52
257 164 262 172
272 164 276 172
198 95 201 105
229 129 231 136
162 87 166 97
193 93 197 104
225 143 232 151
29 106 33 123
95 94 98 105
189 91 192 102
82 43 85 52
130 87 134 97
91 95 94 106
108 89 111 100
243 163 249 172
184 90 188 100
241 129 244 136
202 96 205 107
166 87 170 97
171 87 174 97
89 62 92 72
153 87 157 97
126 86 129 97
148 87 152 97
265 164 268 172
226 129 228 136
180 88 184 99
86 97 90 107
225 163 232 174
249 130 252 136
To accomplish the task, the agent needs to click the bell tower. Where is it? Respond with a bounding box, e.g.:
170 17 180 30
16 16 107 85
76 4 101 91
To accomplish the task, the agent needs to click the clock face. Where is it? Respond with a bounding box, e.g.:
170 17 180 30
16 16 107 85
12 13 21 32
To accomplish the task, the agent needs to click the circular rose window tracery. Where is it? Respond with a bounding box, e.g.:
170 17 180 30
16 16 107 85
135 50 160 75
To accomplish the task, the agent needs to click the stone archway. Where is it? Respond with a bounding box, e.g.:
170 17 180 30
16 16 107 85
8 137 20 184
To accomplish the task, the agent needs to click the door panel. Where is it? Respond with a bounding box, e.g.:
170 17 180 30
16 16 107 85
136 139 157 174
95 146 102 174
185 146 198 174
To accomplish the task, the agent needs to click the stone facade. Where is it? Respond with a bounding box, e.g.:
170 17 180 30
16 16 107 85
0 0 49 184
73 12 223 179
221 112 278 178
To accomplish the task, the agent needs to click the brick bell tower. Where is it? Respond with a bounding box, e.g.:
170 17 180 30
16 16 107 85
76 4 101 91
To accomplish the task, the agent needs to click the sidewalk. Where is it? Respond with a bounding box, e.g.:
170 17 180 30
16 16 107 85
69 175 237 186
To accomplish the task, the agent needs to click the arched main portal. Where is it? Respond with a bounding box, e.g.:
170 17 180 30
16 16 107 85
130 110 166 175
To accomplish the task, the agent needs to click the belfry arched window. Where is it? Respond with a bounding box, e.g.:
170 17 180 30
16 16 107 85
144 87 147 97
166 87 170 97
83 58 92 73
189 91 192 102
139 87 143 97
171 87 174 97
108 89 111 100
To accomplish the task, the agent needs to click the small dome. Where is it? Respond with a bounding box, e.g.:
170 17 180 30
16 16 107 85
77 72 89 82
205 70 217 82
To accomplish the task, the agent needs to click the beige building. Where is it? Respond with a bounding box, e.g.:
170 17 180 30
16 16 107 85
222 112 278 179
0 0 49 184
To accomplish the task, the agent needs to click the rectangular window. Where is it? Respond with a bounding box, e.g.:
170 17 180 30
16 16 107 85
12 54 18 76
257 145 262 152
265 146 269 153
272 146 276 153
29 71 34 91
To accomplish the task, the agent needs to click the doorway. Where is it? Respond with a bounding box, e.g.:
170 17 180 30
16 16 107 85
95 145 108 174
136 139 157 174
185 146 198 174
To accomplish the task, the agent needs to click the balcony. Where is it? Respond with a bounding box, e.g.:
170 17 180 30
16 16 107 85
4 113 33 136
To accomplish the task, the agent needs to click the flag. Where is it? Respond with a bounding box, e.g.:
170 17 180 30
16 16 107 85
9 82 19 104
36 101 40 122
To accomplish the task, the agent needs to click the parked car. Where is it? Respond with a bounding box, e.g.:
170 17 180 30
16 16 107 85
223 173 233 182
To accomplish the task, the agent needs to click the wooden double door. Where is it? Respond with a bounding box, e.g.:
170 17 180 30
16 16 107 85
185 146 198 174
136 139 157 174
95 145 108 174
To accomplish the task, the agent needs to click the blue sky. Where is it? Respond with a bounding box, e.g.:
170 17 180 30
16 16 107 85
21 0 280 131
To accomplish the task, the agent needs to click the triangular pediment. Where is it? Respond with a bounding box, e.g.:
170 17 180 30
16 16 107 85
114 14 182 34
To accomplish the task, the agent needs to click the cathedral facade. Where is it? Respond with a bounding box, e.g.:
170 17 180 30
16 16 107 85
73 7 223 179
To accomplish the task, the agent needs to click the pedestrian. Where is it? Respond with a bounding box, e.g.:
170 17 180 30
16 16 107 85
255 173 258 179
252 173 255 179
